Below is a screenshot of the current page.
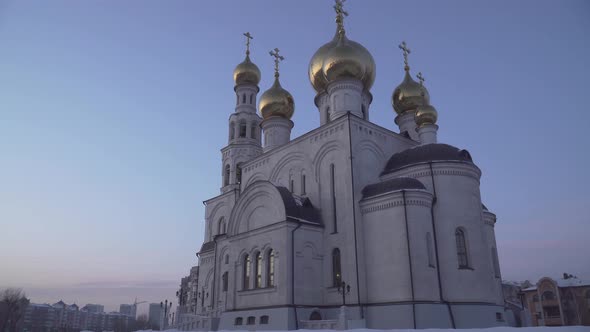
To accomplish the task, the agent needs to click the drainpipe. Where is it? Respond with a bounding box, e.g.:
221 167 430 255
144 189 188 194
346 113 363 319
429 162 456 328
291 222 302 329
402 190 417 328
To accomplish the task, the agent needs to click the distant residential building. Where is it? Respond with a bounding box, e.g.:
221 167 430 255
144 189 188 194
19 300 135 332
502 280 534 327
119 303 135 317
173 266 200 331
522 274 590 326
148 303 162 329
81 304 104 314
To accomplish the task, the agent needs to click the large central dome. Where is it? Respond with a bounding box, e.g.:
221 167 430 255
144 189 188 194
308 30 375 93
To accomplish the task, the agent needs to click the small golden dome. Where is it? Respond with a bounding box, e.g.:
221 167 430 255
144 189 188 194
233 55 261 86
309 32 375 93
392 71 430 114
415 104 438 127
259 77 294 120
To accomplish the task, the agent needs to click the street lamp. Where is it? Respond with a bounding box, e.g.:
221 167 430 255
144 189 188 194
337 281 351 306
160 299 172 330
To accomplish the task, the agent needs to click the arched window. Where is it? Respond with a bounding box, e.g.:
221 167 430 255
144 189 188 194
247 316 255 325
455 228 469 268
230 123 235 140
236 163 243 185
224 165 230 186
289 178 294 192
239 121 247 138
242 94 246 103
254 251 262 288
266 249 275 287
491 247 500 278
332 248 342 286
361 105 366 120
310 311 322 320
426 232 435 268
235 317 243 326
243 254 251 290
542 291 555 301
260 315 269 324
236 94 239 105
222 272 228 292
250 124 256 139
218 218 226 235
326 107 331 123
225 254 229 264
249 94 253 104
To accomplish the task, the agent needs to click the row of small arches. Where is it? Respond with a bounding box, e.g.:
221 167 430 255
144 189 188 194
234 315 269 326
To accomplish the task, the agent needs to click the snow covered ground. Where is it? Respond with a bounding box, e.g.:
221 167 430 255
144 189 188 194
135 327 590 332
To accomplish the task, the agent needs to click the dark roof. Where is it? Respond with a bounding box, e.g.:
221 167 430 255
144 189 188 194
482 203 488 211
362 177 426 199
382 143 473 175
200 241 215 253
275 186 321 224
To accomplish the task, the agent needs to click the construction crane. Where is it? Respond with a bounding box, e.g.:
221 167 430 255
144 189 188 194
132 297 147 317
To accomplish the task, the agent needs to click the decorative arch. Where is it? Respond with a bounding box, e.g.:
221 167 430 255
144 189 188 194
227 180 288 236
243 172 266 188
312 141 346 182
269 152 307 183
354 139 386 165
206 202 227 224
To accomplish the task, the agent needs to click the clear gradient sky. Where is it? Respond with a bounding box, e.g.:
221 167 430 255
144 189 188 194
1 0 589 313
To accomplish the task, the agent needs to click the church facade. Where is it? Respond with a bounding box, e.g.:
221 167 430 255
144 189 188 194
191 2 505 330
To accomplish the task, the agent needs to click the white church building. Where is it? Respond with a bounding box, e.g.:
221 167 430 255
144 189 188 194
189 1 505 330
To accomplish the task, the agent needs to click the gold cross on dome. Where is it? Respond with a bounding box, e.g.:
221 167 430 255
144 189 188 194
399 41 411 71
334 0 348 37
417 72 425 86
243 32 253 55
269 48 284 77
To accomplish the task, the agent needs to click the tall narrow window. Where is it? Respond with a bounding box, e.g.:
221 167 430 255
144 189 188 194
230 123 235 140
330 164 337 233
225 254 229 264
301 174 306 195
243 255 251 290
492 247 500 278
242 94 246 103
236 163 243 184
249 94 253 104
361 105 366 120
250 124 256 139
266 249 275 287
255 252 262 288
218 218 226 235
239 121 246 138
426 232 435 268
455 228 469 268
224 165 230 186
332 248 342 286
289 179 294 192
222 272 228 292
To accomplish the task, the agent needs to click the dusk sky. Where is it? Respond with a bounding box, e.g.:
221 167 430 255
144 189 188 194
1 0 589 313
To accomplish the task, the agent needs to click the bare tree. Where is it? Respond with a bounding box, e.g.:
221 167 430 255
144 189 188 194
0 288 30 332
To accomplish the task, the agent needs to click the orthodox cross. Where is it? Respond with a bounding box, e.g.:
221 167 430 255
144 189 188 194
243 32 253 55
417 72 425 86
399 41 411 71
334 0 348 37
269 48 284 78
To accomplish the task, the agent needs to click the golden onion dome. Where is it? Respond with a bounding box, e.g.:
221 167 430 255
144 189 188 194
415 104 438 127
233 55 261 86
309 31 375 93
392 71 430 114
259 77 294 120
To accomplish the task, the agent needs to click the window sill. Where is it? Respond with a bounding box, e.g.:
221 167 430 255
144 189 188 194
458 266 474 271
237 286 277 296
